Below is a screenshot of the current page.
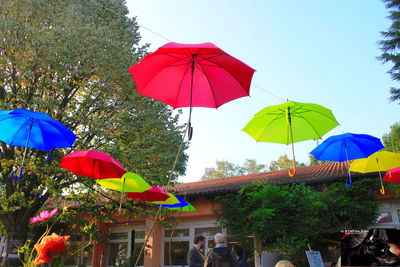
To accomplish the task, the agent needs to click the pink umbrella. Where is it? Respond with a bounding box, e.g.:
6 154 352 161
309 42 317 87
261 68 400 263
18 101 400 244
60 150 126 179
126 185 169 202
383 167 400 183
129 42 255 139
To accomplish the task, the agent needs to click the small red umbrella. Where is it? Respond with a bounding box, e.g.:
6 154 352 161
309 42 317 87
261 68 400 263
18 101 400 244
60 150 126 179
129 42 255 139
383 167 400 183
126 185 169 202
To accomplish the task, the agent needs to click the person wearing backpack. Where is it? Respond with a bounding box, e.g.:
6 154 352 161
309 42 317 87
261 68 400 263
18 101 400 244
204 233 238 267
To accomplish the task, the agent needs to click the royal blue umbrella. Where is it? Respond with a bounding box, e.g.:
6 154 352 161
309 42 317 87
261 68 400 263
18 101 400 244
0 108 77 179
310 132 384 187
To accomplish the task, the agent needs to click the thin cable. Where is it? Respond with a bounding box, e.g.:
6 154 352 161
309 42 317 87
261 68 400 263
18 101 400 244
88 0 172 42
252 83 286 102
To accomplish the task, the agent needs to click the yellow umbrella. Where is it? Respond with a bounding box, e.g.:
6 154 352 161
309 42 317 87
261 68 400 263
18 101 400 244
96 172 151 211
152 193 180 205
350 151 400 194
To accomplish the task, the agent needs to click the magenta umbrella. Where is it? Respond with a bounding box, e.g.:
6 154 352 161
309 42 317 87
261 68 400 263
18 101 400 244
129 42 255 139
383 167 400 183
126 185 169 202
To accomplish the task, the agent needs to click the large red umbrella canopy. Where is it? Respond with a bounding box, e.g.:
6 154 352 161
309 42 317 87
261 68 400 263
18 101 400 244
60 150 126 179
128 42 255 108
126 185 170 202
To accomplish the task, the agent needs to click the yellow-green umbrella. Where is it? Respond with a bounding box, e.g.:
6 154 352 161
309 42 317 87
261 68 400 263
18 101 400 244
243 101 339 176
96 172 151 211
167 204 196 212
96 172 151 193
350 151 400 194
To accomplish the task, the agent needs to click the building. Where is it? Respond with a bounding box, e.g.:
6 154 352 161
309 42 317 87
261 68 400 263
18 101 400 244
74 162 400 267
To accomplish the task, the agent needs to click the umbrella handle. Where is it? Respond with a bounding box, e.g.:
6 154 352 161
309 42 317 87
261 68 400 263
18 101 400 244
11 167 23 180
46 150 52 164
288 161 297 177
345 176 352 187
188 122 193 141
380 186 385 195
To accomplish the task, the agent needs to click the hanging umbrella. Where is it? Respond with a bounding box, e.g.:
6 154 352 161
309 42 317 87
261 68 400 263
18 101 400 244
152 193 181 205
97 172 152 211
156 196 196 212
310 133 384 187
0 108 77 179
127 185 170 202
60 150 126 179
129 42 255 140
167 204 196 212
350 151 400 194
383 167 400 183
243 101 339 176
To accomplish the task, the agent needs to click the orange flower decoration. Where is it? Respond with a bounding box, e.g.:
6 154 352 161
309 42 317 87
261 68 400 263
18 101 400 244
32 233 70 265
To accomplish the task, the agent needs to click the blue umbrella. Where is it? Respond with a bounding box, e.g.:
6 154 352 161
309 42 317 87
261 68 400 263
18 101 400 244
310 132 384 187
155 196 189 209
0 108 77 179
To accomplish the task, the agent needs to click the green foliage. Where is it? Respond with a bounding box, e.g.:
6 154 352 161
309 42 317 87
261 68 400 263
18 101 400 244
308 154 331 166
379 0 400 102
0 0 188 263
216 178 380 261
268 154 306 171
382 122 400 152
201 159 267 180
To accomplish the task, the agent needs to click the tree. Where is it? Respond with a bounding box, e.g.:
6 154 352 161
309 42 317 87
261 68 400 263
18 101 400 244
268 154 306 171
382 122 400 152
201 159 267 180
379 0 400 103
216 178 380 263
0 0 187 264
308 154 331 165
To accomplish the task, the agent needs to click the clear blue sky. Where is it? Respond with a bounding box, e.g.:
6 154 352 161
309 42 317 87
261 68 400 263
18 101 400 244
126 0 399 183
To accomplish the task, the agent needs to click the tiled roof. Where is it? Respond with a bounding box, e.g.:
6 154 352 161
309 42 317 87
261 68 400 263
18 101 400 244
170 162 378 196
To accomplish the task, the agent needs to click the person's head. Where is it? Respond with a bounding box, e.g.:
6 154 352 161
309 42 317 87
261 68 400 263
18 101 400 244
232 244 244 258
275 260 294 267
214 233 225 245
388 242 400 256
193 235 205 248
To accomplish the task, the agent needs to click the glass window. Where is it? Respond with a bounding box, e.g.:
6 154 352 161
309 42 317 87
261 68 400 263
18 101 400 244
165 228 190 238
195 227 221 237
164 241 189 266
132 242 144 266
134 231 145 239
109 232 128 240
108 242 128 266
377 212 393 223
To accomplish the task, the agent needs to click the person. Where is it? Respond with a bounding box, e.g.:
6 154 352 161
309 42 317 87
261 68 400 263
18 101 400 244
188 235 206 267
275 260 294 267
204 233 238 267
232 244 248 267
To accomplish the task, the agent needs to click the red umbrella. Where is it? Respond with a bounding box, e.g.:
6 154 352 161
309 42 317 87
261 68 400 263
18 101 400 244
129 42 255 139
126 185 169 202
60 150 126 179
383 167 400 183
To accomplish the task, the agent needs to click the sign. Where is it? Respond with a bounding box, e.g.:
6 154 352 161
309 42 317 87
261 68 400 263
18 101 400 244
305 250 324 267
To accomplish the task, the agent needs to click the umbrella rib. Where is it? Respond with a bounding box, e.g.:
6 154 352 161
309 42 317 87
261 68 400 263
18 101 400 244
196 62 218 107
8 118 34 147
174 62 192 108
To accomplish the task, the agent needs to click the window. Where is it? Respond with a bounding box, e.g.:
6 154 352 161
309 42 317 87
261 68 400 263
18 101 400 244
64 234 92 267
377 212 393 223
164 241 190 266
108 229 145 267
108 243 128 266
165 228 190 238
195 227 221 237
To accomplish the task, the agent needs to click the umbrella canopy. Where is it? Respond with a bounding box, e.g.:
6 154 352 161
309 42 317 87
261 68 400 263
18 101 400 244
155 196 189 208
167 204 196 212
127 185 170 202
243 101 339 176
350 151 400 194
152 193 180 205
0 108 76 150
96 172 151 193
310 133 384 187
60 150 126 179
129 42 255 109
383 167 400 183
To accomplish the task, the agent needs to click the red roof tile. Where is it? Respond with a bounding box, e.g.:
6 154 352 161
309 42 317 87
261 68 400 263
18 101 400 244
169 162 378 196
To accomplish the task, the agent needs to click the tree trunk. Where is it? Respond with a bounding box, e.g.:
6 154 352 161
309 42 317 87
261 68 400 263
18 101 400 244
2 213 29 267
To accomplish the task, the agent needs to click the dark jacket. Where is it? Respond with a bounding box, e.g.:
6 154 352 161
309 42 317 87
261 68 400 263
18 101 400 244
188 247 205 267
204 247 238 267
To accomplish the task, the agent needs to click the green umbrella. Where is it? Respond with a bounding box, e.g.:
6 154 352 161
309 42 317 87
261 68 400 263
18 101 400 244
96 172 151 211
166 204 196 212
243 101 339 176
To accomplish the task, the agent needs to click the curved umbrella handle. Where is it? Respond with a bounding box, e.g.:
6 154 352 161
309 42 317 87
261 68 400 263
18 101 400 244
380 186 385 195
345 175 352 188
288 160 297 177
11 167 23 180
46 150 52 164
